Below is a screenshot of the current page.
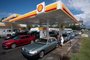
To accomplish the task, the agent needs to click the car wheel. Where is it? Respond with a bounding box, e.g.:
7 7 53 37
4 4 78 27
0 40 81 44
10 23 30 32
39 51 44 58
11 44 16 48
31 40 34 44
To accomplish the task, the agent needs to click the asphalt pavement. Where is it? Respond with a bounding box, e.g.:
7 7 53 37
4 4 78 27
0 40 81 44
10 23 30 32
0 38 27 60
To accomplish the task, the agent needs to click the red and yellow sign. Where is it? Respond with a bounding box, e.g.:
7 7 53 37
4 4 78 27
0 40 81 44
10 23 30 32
37 4 43 12
37 2 45 14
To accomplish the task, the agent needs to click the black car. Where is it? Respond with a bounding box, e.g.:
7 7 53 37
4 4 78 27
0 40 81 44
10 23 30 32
62 33 71 42
49 31 58 38
30 31 40 39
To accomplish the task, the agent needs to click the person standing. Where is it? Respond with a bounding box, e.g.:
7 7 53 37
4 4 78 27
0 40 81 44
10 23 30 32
60 35 64 46
57 34 64 47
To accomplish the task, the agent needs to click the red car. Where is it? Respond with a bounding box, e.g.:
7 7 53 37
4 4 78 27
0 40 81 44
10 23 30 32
2 35 36 49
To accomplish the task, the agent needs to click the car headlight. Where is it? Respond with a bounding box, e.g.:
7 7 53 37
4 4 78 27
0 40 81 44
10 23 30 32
29 51 38 54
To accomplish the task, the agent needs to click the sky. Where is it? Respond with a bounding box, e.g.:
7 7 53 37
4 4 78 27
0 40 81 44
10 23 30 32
0 0 54 17
0 0 90 26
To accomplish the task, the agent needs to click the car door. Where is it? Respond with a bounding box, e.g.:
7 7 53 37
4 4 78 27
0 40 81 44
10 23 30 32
25 35 32 44
51 38 57 48
20 36 29 45
49 38 57 49
14 36 22 46
28 35 35 42
45 39 55 52
44 40 51 53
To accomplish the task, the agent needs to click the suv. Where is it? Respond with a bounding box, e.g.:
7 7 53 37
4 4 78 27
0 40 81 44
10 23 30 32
2 29 15 37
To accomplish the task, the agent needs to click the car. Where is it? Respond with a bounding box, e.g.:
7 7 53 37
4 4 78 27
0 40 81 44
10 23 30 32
76 31 82 35
21 37 58 58
63 28 73 33
62 32 75 42
30 31 40 39
62 33 70 42
0 29 19 37
70 32 75 39
2 35 36 49
49 31 59 38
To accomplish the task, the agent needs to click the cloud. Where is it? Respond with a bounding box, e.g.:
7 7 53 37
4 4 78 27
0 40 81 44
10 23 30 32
68 0 90 25
53 0 90 26
68 0 90 13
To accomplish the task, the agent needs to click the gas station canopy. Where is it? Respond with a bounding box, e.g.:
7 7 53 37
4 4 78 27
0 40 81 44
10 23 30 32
2 14 20 22
2 1 79 25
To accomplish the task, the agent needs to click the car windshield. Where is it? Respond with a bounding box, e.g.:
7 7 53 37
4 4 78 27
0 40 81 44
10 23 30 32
36 38 47 44
13 36 19 40
62 34 67 37
49 32 54 34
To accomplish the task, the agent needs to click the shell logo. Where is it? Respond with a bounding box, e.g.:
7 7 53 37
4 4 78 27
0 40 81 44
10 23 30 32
37 2 45 13
37 4 43 12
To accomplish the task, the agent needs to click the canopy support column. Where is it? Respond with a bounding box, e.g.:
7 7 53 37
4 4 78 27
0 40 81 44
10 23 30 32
46 20 50 37
11 23 14 34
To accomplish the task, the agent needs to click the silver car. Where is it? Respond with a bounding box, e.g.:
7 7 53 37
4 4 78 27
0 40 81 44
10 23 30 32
21 37 58 58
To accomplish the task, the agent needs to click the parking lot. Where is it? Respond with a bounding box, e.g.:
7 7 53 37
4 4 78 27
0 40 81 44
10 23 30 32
0 35 80 60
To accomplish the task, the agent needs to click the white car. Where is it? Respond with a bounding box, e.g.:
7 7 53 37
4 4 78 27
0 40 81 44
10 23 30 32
1 29 16 37
63 28 73 33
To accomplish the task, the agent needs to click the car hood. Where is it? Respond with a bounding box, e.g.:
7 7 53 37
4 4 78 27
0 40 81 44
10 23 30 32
3 39 14 44
23 43 45 51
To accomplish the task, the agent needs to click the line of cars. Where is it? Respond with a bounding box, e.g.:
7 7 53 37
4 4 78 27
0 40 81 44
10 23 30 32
2 31 58 49
1 28 77 59
1 31 59 58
